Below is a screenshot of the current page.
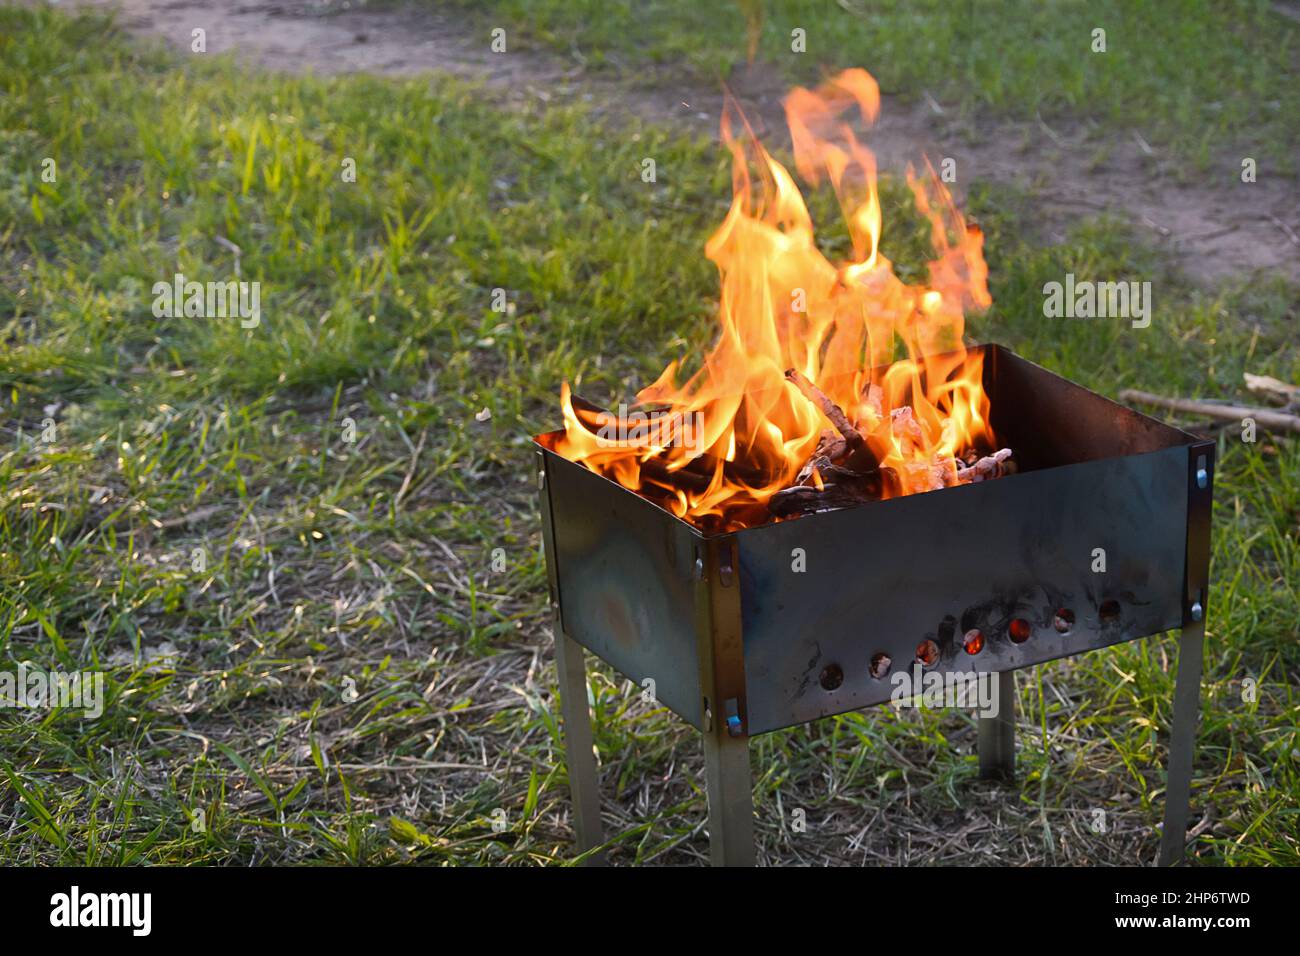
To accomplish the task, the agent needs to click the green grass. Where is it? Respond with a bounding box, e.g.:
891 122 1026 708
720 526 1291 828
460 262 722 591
452 0 1300 170
1 5 1297 865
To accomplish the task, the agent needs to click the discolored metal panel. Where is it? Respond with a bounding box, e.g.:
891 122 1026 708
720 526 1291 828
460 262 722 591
735 443 1189 734
538 446 706 729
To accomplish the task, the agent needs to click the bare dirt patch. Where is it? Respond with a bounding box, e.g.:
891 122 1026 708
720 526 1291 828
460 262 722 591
66 0 1300 286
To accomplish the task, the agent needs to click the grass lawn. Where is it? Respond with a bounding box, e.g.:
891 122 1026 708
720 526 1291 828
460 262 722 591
452 0 1300 169
0 4 1297 864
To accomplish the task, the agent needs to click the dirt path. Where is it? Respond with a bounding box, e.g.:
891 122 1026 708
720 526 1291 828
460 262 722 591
69 0 1300 284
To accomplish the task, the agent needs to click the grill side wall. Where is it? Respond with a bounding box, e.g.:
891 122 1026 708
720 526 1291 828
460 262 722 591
540 449 706 729
736 444 1189 734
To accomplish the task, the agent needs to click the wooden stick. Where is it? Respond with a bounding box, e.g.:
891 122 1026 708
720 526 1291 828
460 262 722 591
638 457 714 493
1120 389 1300 435
1243 373 1300 408
956 448 1013 482
768 483 876 518
784 369 862 446
784 369 880 473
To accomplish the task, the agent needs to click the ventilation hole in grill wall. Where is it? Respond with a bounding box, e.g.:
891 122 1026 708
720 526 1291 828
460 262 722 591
1009 618 1031 644
916 639 940 666
1054 608 1075 633
870 652 892 679
819 663 844 691
1099 600 1121 624
963 628 985 654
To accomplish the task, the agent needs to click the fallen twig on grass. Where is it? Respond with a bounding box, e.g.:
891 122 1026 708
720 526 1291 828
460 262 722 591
1120 389 1300 435
1243 373 1300 409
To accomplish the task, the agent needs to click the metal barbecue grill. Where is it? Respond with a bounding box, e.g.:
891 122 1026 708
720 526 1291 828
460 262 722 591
535 344 1214 866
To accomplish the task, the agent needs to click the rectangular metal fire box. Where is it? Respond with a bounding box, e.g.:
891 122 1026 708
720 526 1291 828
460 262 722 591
535 344 1214 866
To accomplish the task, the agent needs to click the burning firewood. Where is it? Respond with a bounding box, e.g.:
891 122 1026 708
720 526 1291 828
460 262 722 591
812 429 848 463
768 483 881 518
772 368 894 517
890 406 925 456
862 382 884 419
770 368 1014 518
783 368 880 474
956 447 1015 482
774 451 892 516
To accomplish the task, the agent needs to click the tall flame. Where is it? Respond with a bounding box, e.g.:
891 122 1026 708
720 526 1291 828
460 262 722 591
555 69 994 532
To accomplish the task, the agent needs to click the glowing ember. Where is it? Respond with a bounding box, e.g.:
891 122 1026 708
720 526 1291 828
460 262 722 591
554 68 996 532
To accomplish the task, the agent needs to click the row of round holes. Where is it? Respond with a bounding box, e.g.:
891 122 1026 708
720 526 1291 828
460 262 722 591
818 601 1122 690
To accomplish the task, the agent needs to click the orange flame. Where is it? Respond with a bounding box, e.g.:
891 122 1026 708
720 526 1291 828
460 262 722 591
555 69 994 532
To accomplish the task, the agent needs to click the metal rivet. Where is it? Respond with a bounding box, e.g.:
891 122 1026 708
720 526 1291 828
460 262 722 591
1190 601 1203 622
694 556 705 580
718 544 735 587
723 698 742 737
1196 468 1208 489
538 469 546 490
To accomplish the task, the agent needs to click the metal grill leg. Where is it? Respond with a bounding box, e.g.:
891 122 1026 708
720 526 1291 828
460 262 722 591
1159 619 1205 866
554 631 605 864
979 670 1016 780
702 724 755 866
